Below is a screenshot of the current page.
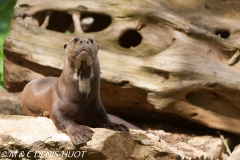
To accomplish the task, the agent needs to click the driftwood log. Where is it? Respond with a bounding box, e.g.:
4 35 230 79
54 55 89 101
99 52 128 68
4 0 240 135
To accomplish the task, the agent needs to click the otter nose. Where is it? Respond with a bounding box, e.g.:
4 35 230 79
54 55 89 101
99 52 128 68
79 39 91 45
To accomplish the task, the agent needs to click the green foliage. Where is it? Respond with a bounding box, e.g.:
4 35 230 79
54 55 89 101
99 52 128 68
65 30 72 35
0 0 17 88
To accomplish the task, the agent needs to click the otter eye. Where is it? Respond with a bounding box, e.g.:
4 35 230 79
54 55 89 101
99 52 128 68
89 38 94 44
73 38 79 44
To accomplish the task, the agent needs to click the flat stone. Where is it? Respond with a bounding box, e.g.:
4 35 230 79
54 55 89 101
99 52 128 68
0 115 227 160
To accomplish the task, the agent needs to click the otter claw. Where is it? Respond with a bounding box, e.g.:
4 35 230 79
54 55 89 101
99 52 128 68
103 123 129 131
68 124 94 145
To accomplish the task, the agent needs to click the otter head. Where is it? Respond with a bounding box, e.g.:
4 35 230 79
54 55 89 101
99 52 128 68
64 36 99 99
64 36 99 69
64 36 99 80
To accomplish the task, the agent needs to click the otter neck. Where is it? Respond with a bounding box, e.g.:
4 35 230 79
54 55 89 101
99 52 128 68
61 57 95 100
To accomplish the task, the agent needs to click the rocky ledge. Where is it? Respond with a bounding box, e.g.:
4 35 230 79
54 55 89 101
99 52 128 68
0 114 236 160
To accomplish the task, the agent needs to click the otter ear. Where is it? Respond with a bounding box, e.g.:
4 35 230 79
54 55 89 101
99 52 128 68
64 44 67 49
97 45 100 50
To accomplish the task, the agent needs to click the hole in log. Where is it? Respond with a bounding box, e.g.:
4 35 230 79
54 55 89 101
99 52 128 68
33 11 111 34
118 30 142 48
189 113 198 117
46 11 73 33
215 30 230 39
33 11 73 33
80 13 112 32
22 13 28 19
18 4 29 8
118 80 130 87
206 82 218 88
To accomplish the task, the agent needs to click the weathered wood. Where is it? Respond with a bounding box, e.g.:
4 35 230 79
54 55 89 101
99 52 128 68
4 0 240 135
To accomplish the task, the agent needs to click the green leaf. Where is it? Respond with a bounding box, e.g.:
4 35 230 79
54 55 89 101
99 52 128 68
0 0 17 87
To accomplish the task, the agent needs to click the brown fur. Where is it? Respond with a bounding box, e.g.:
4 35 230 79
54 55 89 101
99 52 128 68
21 36 129 145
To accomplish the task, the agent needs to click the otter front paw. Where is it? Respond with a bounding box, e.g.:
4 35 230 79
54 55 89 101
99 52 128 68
103 123 129 131
68 124 94 145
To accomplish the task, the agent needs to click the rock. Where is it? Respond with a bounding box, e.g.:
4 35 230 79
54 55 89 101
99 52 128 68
149 129 224 160
0 115 227 160
0 89 22 115
229 144 240 160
